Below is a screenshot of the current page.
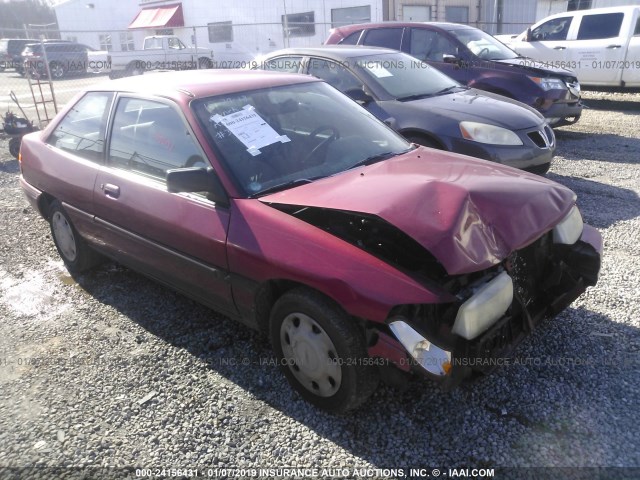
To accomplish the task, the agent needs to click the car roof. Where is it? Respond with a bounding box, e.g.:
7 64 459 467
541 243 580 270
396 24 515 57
536 4 640 20
89 69 321 101
264 45 400 61
333 21 474 34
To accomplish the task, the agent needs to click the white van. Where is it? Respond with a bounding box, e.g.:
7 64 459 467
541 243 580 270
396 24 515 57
497 6 640 87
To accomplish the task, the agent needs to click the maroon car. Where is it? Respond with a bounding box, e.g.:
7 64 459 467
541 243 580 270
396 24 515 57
18 70 601 412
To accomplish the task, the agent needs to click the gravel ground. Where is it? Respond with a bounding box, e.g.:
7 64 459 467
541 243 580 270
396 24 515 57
0 90 638 479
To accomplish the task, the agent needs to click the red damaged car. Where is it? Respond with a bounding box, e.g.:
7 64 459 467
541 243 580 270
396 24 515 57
18 70 601 412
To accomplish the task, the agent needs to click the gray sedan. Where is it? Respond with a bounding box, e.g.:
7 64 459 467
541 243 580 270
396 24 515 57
257 46 555 174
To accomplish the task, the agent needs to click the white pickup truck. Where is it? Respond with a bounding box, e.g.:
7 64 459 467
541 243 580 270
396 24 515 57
107 35 214 78
496 5 640 87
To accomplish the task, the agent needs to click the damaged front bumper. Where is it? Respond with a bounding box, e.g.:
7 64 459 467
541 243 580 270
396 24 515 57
369 224 602 388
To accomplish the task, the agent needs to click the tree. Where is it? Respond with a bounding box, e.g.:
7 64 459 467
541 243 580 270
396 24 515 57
0 0 58 38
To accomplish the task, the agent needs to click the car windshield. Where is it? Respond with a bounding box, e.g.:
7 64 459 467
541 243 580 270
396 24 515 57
192 81 411 197
449 28 519 60
353 52 461 99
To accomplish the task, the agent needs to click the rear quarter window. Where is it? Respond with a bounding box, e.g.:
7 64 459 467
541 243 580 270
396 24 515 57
362 28 403 50
577 13 624 40
47 92 113 161
339 30 363 45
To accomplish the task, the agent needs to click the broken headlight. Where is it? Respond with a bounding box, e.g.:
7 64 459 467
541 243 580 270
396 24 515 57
452 271 513 340
553 206 583 245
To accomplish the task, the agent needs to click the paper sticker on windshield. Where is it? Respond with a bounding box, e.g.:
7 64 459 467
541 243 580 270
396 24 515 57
365 64 393 78
210 105 289 156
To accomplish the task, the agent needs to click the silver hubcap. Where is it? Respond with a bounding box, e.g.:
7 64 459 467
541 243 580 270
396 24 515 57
51 64 63 78
52 212 77 262
280 313 342 397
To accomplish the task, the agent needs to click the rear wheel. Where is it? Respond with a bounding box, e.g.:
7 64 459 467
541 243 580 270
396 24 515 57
9 138 21 159
49 61 65 79
269 288 379 413
126 61 145 76
198 57 213 69
49 201 102 273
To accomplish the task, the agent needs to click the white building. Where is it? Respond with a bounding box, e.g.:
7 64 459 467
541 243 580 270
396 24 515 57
53 0 640 56
53 0 385 61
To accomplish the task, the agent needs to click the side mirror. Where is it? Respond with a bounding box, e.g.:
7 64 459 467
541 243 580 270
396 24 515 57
525 27 532 42
344 87 374 105
442 54 459 64
166 167 229 206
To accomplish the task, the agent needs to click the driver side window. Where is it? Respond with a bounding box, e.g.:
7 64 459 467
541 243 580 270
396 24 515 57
108 98 206 180
531 17 572 41
410 29 457 62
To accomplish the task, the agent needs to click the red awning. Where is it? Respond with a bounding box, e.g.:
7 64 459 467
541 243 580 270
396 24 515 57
128 3 184 29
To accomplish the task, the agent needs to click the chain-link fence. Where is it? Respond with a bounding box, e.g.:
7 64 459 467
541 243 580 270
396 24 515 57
1 19 531 120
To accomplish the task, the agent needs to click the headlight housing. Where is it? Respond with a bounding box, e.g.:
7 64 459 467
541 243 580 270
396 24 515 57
566 80 581 97
459 121 523 146
389 319 452 376
553 205 583 245
452 271 514 340
528 76 567 91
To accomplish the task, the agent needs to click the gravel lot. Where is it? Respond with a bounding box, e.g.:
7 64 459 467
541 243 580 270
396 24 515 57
0 90 638 479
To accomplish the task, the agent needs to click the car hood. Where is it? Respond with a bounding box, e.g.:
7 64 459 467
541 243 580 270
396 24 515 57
260 147 575 275
396 88 543 130
494 57 577 80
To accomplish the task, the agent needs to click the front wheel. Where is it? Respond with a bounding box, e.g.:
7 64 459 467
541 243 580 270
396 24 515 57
49 201 102 273
269 288 378 413
406 135 442 149
525 162 551 175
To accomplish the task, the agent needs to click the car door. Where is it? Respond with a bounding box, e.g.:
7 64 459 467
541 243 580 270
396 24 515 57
404 27 469 84
510 15 574 65
622 15 640 86
571 11 628 85
94 95 235 315
43 92 113 240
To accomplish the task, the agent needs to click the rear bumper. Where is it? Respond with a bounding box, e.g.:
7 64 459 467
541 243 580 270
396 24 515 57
19 175 45 218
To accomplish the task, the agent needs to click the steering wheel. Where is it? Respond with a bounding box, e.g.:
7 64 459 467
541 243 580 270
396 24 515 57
477 47 490 59
185 155 207 168
303 125 340 166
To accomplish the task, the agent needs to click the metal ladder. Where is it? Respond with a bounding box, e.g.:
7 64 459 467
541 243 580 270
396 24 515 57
24 39 58 128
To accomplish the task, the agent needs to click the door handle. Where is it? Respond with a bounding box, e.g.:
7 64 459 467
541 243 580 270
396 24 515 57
553 46 566 50
102 183 120 199
606 44 621 49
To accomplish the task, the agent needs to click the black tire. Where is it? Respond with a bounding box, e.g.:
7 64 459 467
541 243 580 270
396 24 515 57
9 138 21 159
406 134 442 149
269 288 379 413
49 200 102 273
525 162 551 175
198 57 213 69
126 61 145 76
49 61 65 79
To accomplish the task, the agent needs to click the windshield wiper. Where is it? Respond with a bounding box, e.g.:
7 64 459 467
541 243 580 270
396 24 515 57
253 178 315 197
397 93 434 101
398 86 461 101
348 149 409 170
434 85 461 95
